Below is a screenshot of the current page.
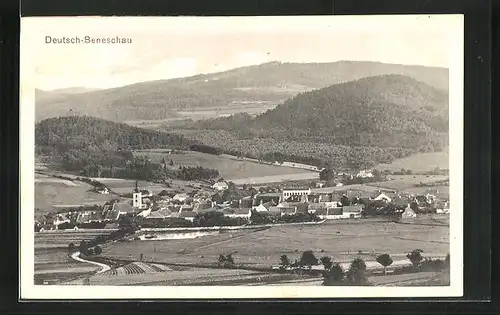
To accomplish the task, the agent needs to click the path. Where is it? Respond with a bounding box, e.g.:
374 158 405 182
70 251 111 274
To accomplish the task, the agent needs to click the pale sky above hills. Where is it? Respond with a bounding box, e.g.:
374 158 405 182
22 15 463 90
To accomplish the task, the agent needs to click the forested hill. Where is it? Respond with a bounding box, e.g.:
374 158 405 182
35 61 448 122
191 74 449 151
35 116 193 151
35 116 224 180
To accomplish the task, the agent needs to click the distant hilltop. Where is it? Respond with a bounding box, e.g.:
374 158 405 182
35 60 448 122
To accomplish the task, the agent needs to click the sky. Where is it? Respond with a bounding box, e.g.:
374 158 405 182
21 15 463 91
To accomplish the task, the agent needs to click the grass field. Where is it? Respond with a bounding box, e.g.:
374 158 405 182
102 217 449 269
35 173 117 217
376 150 449 172
136 150 315 180
367 175 449 191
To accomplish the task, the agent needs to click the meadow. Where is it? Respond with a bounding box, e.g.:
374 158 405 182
376 150 449 172
368 175 449 191
35 173 116 217
102 217 449 269
135 150 315 180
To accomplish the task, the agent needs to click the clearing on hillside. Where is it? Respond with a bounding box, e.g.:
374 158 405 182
376 150 449 172
135 150 315 180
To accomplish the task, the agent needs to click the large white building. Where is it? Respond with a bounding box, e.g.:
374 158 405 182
282 188 311 201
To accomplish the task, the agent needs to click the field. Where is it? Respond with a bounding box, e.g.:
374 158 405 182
91 177 172 195
35 173 117 217
368 175 449 191
376 150 449 172
34 230 114 284
136 150 316 181
102 217 449 269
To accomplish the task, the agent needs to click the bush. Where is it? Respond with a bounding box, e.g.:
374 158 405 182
68 242 75 252
323 263 345 286
345 258 369 285
319 256 333 271
406 249 424 267
279 255 291 269
94 245 103 255
299 250 319 268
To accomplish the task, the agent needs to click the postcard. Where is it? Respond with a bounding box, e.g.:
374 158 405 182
20 15 463 299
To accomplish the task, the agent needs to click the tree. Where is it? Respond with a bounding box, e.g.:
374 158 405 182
406 249 424 267
94 245 103 255
320 256 333 271
340 195 351 206
444 253 450 268
279 255 291 269
79 240 89 256
225 254 235 265
319 168 335 181
323 263 345 286
376 253 393 275
299 250 318 269
345 258 368 285
218 254 227 266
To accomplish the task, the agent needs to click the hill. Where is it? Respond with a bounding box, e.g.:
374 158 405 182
35 61 448 122
191 74 449 150
35 116 197 178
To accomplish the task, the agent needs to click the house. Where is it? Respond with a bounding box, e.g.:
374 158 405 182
137 209 151 218
146 208 172 219
53 214 70 226
76 211 104 224
435 201 450 214
401 205 417 218
141 189 153 197
225 208 252 219
110 201 135 221
97 187 110 195
356 170 374 178
176 211 196 222
315 181 326 188
373 192 393 203
315 207 344 220
253 203 270 212
212 181 229 191
173 193 189 203
269 206 295 216
342 205 364 219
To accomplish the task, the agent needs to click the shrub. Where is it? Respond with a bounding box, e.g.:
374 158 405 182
94 245 103 255
279 255 291 269
299 250 319 269
319 256 333 271
323 263 345 286
406 249 424 267
68 242 75 252
345 258 369 285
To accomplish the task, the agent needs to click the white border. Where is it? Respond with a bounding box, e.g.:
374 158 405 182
19 15 464 299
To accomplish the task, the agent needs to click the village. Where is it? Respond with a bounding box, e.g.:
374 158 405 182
35 166 450 232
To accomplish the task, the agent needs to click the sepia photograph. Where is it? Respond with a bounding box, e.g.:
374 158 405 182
20 15 464 299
